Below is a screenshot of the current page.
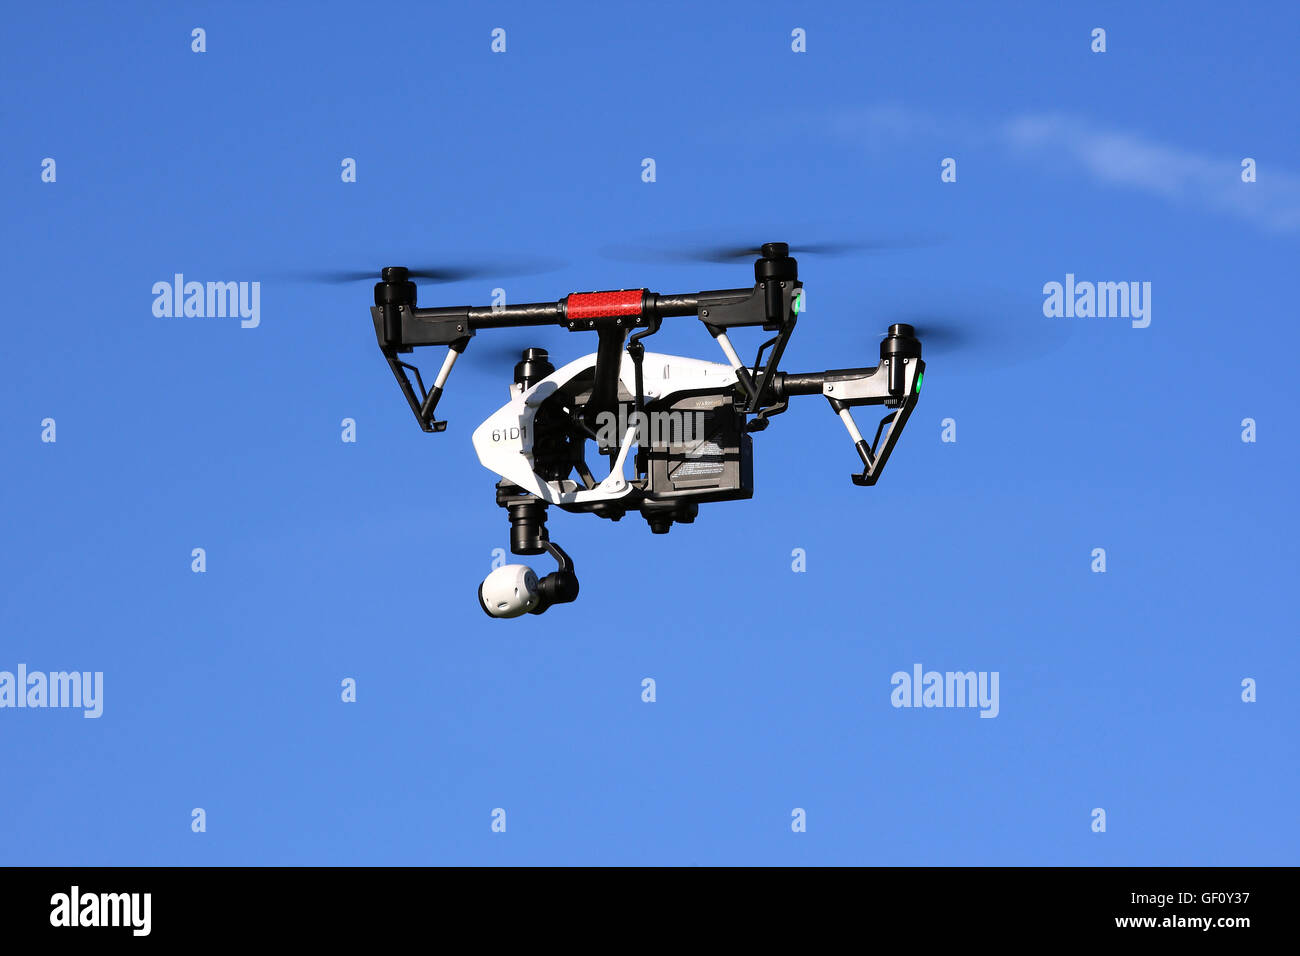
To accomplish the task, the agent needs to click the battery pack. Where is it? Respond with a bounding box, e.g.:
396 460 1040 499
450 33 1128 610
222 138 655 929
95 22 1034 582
644 390 753 503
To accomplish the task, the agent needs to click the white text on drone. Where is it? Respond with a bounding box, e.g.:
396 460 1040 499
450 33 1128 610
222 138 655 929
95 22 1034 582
152 274 260 328
1042 274 1151 328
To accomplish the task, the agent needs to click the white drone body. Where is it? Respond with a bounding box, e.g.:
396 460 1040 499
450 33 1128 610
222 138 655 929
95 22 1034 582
471 350 739 503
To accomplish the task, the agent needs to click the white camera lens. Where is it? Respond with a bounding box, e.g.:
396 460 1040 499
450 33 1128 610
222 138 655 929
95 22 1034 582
478 564 540 618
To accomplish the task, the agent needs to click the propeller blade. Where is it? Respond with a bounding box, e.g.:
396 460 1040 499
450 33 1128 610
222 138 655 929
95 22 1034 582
267 256 566 285
880 321 974 355
456 330 572 379
872 307 1076 370
602 235 944 265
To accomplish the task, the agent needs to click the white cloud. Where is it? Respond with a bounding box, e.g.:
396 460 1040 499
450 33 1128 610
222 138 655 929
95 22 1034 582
1001 113 1300 232
825 105 1300 232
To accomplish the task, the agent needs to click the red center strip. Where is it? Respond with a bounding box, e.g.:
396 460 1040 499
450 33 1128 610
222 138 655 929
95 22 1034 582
566 289 645 320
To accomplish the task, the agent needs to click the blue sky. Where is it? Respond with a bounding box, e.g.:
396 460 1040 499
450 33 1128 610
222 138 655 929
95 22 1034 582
1 1 1297 865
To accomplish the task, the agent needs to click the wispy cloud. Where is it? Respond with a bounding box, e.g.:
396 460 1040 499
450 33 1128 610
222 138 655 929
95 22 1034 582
1001 114 1300 232
825 105 1300 233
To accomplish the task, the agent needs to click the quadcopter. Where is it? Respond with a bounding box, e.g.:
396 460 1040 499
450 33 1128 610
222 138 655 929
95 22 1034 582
369 242 924 618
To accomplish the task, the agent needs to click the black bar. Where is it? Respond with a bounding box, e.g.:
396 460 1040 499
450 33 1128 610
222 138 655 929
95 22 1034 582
644 289 753 317
586 326 629 435
410 288 755 332
776 367 878 397
0 865 1280 942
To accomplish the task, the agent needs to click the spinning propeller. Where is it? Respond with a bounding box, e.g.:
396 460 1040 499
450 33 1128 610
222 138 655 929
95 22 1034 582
601 234 944 265
268 255 565 286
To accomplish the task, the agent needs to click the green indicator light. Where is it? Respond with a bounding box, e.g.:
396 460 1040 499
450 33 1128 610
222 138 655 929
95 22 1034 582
792 292 802 315
915 372 924 394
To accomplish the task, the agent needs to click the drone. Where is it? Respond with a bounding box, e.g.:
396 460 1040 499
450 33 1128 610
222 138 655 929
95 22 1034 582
369 242 924 618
